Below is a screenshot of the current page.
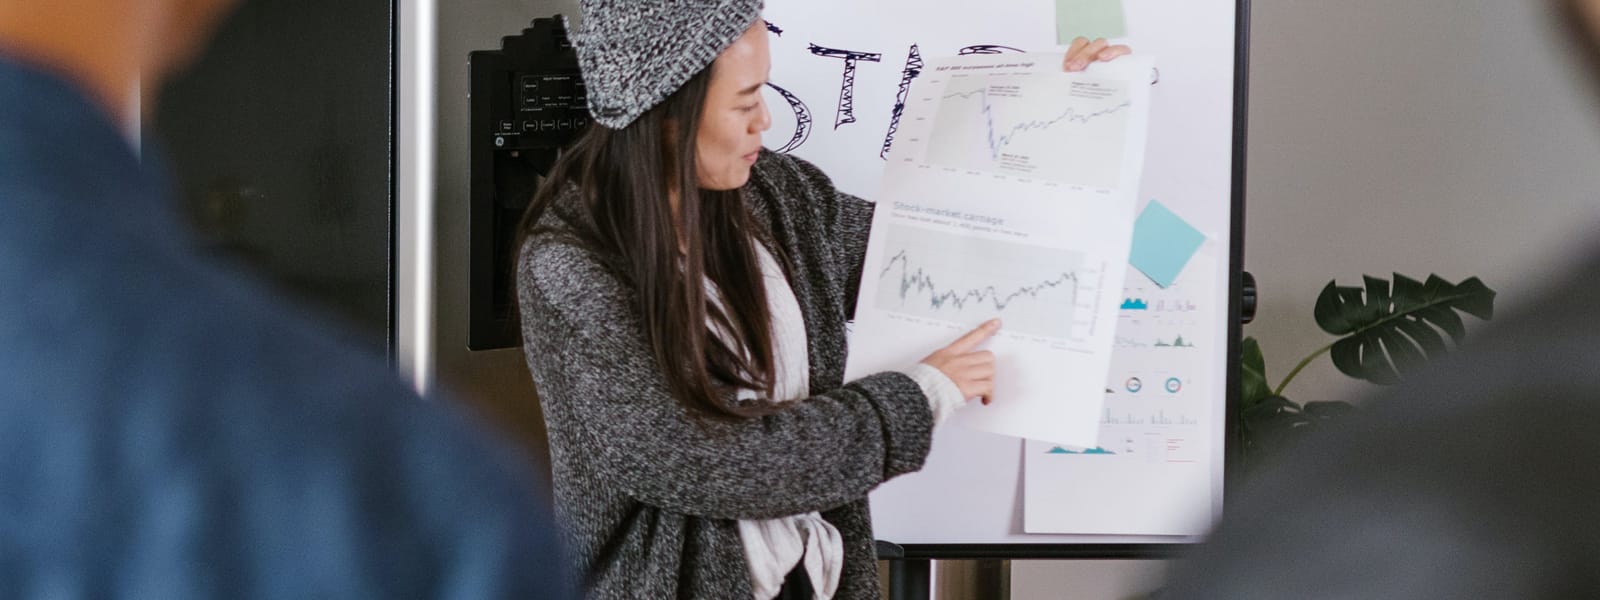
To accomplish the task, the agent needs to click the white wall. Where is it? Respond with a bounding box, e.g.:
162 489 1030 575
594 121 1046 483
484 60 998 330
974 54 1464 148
1009 0 1600 597
1243 0 1600 406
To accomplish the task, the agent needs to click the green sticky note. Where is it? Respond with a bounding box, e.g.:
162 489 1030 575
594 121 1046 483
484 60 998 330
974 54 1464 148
1057 0 1128 44
1130 200 1206 288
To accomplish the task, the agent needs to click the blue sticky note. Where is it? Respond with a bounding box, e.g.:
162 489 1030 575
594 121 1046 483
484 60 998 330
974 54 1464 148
1130 200 1206 288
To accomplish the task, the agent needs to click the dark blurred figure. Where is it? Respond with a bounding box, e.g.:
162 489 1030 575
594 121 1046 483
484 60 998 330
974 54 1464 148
1165 2 1600 598
0 1 571 597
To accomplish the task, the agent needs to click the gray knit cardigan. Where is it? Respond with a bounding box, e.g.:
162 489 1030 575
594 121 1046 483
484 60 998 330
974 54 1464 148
517 150 936 599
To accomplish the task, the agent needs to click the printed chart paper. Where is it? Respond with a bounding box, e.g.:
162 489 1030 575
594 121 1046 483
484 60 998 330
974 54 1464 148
843 54 1155 447
1024 252 1220 535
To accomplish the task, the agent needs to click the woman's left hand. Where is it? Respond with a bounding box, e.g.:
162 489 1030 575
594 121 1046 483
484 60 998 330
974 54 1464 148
1062 37 1133 72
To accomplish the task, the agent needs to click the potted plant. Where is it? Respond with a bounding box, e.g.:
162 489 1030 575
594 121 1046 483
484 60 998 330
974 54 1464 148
1239 273 1497 468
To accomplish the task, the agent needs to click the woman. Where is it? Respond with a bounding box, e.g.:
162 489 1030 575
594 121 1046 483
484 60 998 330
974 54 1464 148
516 2 1130 597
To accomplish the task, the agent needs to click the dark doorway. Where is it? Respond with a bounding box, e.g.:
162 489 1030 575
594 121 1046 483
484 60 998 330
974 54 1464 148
153 0 394 353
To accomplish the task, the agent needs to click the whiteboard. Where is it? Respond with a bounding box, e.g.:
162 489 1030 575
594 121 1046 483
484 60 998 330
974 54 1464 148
759 0 1243 550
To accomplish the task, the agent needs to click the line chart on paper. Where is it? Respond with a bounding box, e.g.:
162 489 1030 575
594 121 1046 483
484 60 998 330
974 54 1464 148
873 224 1103 341
921 73 1131 188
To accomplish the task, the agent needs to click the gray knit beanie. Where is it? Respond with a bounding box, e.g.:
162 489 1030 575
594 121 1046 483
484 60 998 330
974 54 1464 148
569 0 764 129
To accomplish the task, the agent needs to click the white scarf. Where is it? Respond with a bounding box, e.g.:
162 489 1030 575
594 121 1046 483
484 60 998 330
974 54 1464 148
707 241 844 600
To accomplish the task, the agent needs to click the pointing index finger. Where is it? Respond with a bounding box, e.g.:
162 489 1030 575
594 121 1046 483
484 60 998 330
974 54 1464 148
947 319 1002 354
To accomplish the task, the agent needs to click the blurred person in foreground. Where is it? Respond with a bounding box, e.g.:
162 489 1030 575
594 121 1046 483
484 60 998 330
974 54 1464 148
1163 2 1600 598
0 0 571 596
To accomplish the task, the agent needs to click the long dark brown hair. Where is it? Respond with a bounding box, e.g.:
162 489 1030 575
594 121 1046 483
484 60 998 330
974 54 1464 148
517 66 784 419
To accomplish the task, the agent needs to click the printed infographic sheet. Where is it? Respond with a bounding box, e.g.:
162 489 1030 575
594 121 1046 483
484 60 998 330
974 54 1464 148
1023 253 1221 535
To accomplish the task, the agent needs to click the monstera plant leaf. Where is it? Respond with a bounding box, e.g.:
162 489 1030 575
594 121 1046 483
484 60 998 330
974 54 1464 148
1239 337 1271 407
1314 274 1496 385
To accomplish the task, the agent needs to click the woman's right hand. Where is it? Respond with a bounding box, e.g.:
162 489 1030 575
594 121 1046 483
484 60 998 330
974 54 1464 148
921 319 1001 405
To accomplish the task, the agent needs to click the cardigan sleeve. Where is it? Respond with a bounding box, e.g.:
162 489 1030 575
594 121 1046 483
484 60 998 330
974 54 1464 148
517 237 936 522
770 153 876 321
833 192 874 322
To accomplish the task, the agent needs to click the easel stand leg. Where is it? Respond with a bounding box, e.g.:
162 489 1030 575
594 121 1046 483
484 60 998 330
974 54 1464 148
887 558 931 600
